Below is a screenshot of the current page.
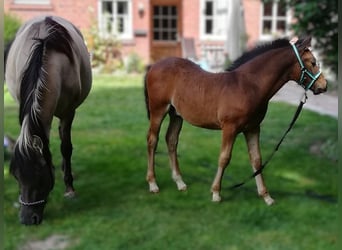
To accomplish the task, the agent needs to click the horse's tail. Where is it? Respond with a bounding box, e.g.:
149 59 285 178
144 65 152 120
17 16 74 158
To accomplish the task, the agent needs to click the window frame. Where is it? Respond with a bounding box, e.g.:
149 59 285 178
13 0 50 4
260 0 291 41
98 0 133 40
200 0 229 41
152 5 178 42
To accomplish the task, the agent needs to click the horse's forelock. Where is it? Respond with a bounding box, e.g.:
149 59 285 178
10 115 53 190
17 116 32 157
10 139 47 183
17 116 45 158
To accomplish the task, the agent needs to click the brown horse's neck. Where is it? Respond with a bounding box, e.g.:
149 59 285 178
240 47 298 101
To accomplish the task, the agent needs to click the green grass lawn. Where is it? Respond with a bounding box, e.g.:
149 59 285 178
4 74 338 250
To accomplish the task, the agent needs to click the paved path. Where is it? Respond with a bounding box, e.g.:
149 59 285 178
271 81 338 118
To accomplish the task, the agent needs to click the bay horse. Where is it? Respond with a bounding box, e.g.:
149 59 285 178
144 37 327 205
5 16 92 225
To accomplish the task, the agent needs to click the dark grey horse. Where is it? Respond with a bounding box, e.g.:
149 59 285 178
5 16 92 225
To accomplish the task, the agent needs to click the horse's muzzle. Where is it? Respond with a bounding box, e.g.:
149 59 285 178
313 86 327 95
20 213 43 225
20 206 44 225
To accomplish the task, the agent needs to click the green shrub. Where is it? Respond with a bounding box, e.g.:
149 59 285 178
125 52 144 73
84 22 123 73
223 55 232 70
4 13 21 45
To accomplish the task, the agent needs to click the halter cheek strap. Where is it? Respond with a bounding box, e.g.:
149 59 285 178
291 43 321 91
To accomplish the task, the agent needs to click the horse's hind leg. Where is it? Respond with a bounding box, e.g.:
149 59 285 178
244 127 274 205
59 111 76 198
146 108 167 193
166 107 186 191
211 125 236 202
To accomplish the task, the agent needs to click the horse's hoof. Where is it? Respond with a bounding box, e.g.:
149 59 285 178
173 174 187 191
212 192 221 202
176 182 187 191
64 190 76 198
264 195 275 206
149 182 160 193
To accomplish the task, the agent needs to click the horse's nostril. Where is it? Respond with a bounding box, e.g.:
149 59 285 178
31 213 40 225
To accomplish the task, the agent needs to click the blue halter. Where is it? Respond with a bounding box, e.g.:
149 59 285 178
290 43 321 91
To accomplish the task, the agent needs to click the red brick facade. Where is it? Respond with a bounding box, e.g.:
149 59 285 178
5 0 280 67
4 0 97 31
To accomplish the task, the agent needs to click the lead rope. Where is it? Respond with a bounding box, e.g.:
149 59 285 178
230 91 308 189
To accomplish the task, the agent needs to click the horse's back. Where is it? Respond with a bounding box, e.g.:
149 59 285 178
148 57 203 78
5 16 92 116
146 57 210 98
47 16 92 112
5 18 42 100
146 57 228 128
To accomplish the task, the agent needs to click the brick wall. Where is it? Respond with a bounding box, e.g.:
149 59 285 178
182 0 200 57
4 0 97 31
124 0 151 63
4 0 265 65
242 0 261 48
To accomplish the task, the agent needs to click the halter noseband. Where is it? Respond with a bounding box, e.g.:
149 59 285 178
19 195 46 206
291 43 321 91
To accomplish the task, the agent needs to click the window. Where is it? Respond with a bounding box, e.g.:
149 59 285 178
153 5 178 41
14 0 50 4
261 0 289 39
201 0 228 40
99 0 132 39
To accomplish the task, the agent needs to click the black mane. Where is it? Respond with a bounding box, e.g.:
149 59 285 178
226 38 291 71
19 16 74 125
11 16 75 174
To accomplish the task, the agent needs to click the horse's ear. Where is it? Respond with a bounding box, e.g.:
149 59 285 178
296 36 312 51
32 135 43 155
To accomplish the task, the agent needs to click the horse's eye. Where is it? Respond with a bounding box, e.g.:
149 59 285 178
311 61 316 67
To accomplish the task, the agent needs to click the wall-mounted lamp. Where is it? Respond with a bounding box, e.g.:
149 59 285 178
138 2 145 17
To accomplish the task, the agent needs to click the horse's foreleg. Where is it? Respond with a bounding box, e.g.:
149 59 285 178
244 127 274 205
59 112 75 198
166 111 186 191
211 127 236 202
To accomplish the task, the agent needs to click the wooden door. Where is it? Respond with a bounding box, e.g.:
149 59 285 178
150 0 182 62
